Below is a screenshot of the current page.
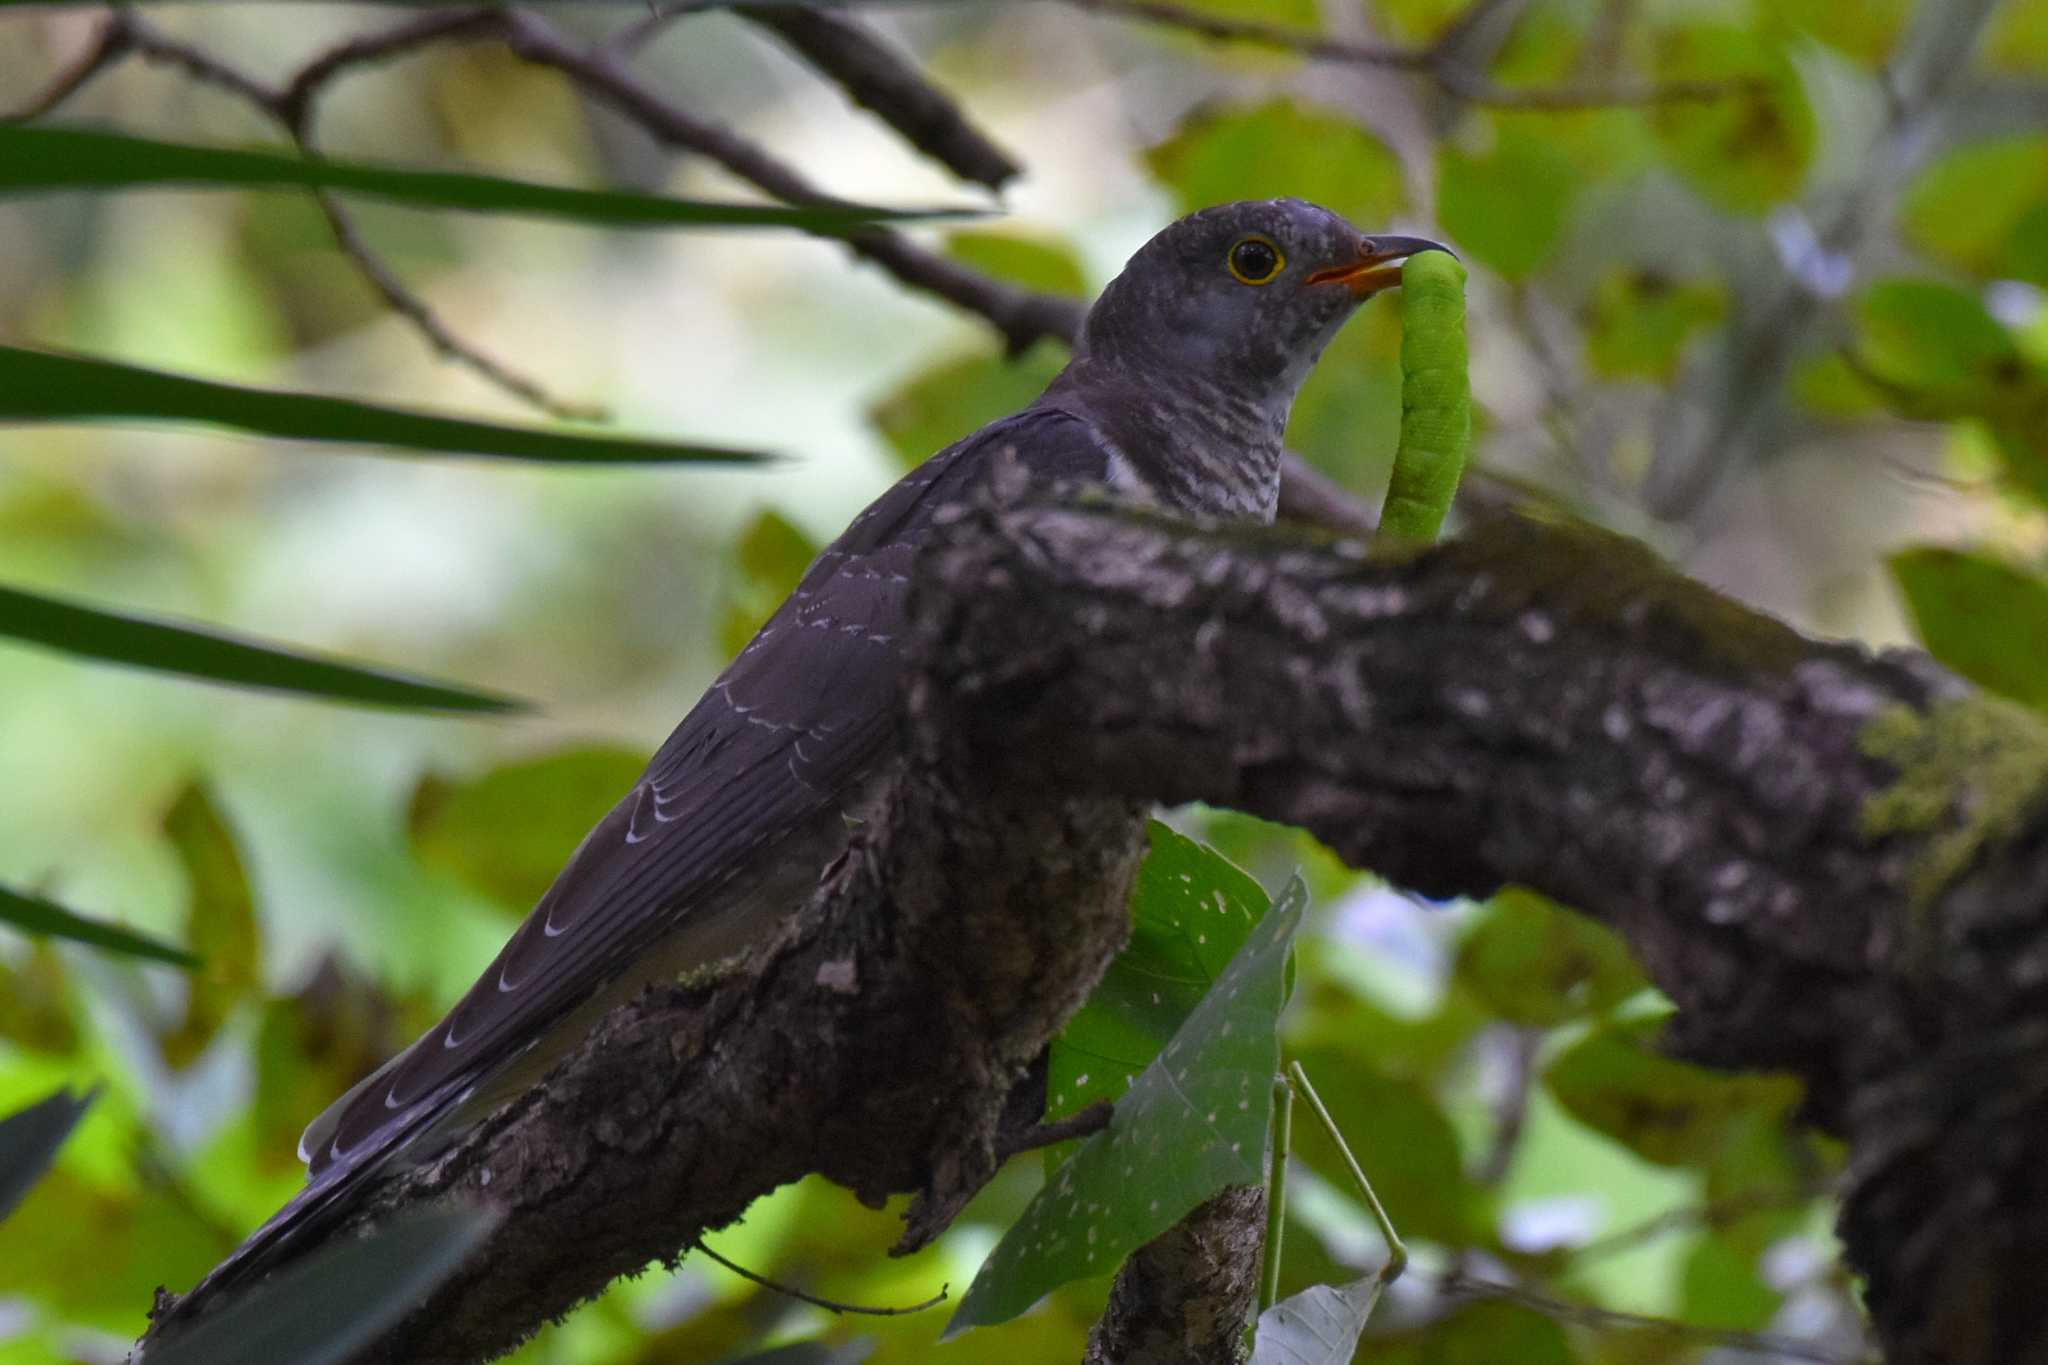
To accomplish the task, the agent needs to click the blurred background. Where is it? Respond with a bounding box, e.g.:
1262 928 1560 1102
2 0 2045 1360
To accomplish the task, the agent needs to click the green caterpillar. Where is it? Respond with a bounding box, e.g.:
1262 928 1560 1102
1380 249 1471 547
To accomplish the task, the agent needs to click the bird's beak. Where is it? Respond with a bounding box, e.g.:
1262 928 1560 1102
1307 235 1453 295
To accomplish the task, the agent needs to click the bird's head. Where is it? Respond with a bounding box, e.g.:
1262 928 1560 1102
1077 199 1446 418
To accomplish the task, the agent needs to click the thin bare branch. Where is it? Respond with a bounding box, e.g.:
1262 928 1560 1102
738 6 1020 189
97 9 603 420
123 13 282 111
1570 1181 1835 1265
1432 1268 1874 1364
14 5 1381 527
305 186 608 422
1065 0 1426 69
276 6 499 134
2 11 132 124
501 10 1083 355
1065 0 1757 109
689 1238 948 1317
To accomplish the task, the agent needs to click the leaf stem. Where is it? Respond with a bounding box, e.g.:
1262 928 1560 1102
1287 1060 1407 1285
1258 1072 1293 1314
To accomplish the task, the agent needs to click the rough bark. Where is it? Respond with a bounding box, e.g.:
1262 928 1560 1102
149 501 2048 1365
922 501 2048 1365
1082 1185 1265 1365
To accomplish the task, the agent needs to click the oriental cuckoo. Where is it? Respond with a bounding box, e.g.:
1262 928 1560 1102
194 198 1444 1294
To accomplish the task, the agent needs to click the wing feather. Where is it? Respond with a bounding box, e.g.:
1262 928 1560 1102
202 406 1116 1294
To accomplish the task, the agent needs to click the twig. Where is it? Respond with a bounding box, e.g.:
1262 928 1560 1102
1258 1073 1291 1315
108 8 603 421
1063 0 1758 109
1431 1267 1873 1364
17 5 1383 527
1470 1025 1537 1187
1643 0 2006 517
304 186 608 421
501 10 1084 355
738 6 1020 189
1 11 132 123
1570 1182 1833 1265
689 1238 948 1316
994 1098 1113 1156
122 13 281 110
1065 0 1425 69
1288 1062 1405 1285
276 6 500 134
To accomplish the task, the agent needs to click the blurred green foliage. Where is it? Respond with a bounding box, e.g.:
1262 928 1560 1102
1 0 2036 1361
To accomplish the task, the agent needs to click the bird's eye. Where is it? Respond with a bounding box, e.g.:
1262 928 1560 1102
1227 235 1284 285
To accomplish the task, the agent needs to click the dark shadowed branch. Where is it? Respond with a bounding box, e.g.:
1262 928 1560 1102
736 5 1022 189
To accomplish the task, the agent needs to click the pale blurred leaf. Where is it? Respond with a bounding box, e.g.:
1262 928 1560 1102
1439 127 1582 281
160 782 263 1067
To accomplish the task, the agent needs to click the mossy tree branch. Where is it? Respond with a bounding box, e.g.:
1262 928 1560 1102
919 500 2048 1365
149 501 2046 1365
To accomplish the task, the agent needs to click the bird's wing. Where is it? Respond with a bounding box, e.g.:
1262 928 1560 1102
195 405 1116 1295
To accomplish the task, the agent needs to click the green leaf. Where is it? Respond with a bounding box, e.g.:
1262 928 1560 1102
945 231 1088 298
1988 0 2048 77
1582 269 1727 383
1649 24 1815 215
1438 127 1582 281
1046 822 1271 1126
1454 887 1647 1028
0 1087 96 1224
1890 548 2048 714
720 510 821 659
1544 1016 1802 1168
1250 1277 1382 1364
160 783 263 1068
0 125 961 235
1148 101 1406 229
145 1207 499 1365
1680 1233 1779 1330
0 943 80 1054
949 877 1308 1334
0 581 522 712
868 341 1068 472
0 883 196 967
1763 0 1912 65
1851 280 2024 397
0 344 773 466
1901 139 2048 281
0 1162 224 1324
409 746 648 910
1373 0 1475 44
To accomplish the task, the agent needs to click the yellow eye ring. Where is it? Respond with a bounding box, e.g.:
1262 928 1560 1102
1227 235 1285 285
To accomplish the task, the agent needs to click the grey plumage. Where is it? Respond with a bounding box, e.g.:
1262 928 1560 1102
190 198 1440 1298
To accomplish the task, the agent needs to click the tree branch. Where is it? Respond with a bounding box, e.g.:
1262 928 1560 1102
1062 0 1761 109
148 499 2048 1364
1082 1185 1265 1365
736 5 1021 189
919 499 2048 1365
